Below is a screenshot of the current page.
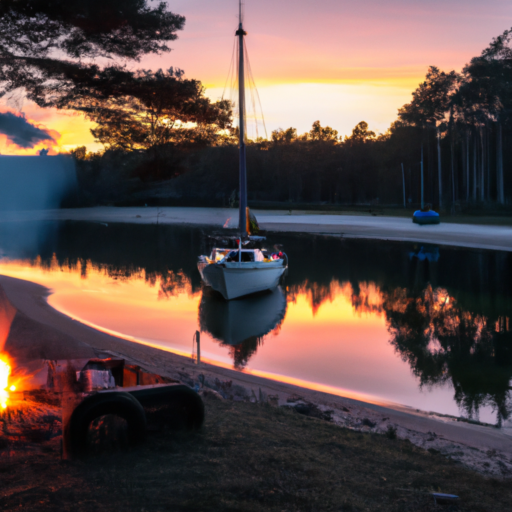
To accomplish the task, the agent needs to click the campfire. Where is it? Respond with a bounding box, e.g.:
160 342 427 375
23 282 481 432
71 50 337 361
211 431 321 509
0 353 16 409
0 356 203 458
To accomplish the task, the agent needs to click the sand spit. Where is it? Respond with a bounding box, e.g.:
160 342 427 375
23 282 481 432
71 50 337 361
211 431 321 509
0 206 511 251
0 274 511 477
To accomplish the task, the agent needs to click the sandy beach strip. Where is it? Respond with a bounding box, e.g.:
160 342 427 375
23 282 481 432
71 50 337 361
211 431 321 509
1 274 511 475
0 206 511 252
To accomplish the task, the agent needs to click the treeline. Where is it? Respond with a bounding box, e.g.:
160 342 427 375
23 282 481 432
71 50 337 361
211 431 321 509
71 28 512 210
0 0 512 210
73 117 510 210
1 1 510 209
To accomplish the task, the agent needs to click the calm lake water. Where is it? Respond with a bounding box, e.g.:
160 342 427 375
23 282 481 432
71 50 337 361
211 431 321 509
0 221 510 425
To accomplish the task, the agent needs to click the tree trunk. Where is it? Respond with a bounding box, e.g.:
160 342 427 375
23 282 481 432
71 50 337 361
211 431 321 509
296 173 302 202
437 127 442 208
480 128 485 202
427 130 433 202
473 133 477 201
486 125 491 202
420 143 424 209
496 122 504 204
466 131 470 201
401 162 406 208
461 136 466 201
451 138 455 209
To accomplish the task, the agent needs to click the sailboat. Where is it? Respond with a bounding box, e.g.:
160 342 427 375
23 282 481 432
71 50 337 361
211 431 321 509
197 2 287 300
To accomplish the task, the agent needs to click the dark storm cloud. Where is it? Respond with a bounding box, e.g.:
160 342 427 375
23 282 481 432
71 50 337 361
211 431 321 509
0 112 55 148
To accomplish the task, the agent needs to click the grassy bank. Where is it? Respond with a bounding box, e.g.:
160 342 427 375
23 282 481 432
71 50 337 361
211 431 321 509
1 396 510 511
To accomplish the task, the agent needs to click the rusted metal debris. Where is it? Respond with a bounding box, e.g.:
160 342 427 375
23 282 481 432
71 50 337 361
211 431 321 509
1 358 203 459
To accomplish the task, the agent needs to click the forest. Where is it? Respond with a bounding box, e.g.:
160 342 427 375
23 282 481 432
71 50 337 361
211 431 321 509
71 28 512 211
0 1 510 210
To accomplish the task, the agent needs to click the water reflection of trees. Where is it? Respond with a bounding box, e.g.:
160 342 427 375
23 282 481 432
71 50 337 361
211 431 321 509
6 223 203 299
158 270 194 298
228 337 263 370
288 280 384 317
281 236 512 424
382 285 512 424
31 255 196 300
2 223 511 418
287 280 342 315
289 278 512 424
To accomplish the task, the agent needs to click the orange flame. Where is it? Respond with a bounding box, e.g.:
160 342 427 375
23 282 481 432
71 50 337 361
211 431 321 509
0 354 11 409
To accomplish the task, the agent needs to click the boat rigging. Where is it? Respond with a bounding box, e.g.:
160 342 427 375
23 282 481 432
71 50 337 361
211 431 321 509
197 0 288 300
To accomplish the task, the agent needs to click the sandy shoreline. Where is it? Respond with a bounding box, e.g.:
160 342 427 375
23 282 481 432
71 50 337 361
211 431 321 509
0 206 511 252
1 274 511 476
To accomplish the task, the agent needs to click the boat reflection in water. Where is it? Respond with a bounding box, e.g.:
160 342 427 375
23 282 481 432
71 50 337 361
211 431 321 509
199 287 287 369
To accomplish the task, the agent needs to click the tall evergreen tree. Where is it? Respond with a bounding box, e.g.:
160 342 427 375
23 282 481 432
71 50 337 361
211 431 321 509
0 0 230 151
398 67 459 208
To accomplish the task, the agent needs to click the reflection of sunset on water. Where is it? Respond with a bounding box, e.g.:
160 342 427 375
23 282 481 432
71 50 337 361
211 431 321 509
0 227 510 426
0 257 455 417
288 280 384 319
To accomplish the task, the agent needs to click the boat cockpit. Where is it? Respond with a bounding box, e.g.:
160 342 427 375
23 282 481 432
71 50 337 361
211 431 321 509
203 247 283 265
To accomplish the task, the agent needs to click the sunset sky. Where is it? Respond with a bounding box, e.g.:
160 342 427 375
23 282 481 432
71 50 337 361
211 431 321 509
1 0 511 154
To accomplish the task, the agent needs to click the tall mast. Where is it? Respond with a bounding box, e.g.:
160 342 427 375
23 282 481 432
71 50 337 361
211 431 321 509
236 0 247 237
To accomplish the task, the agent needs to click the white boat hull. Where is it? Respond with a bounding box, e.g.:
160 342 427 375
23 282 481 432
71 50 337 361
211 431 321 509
200 263 286 300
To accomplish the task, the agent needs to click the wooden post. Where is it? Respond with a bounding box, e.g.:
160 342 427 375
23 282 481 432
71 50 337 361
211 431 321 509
195 330 200 365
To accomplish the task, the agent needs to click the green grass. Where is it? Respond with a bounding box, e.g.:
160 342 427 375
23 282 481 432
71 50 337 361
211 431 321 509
1 397 510 511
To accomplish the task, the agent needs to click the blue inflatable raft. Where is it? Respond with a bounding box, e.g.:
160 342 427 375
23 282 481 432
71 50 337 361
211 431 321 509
413 210 440 225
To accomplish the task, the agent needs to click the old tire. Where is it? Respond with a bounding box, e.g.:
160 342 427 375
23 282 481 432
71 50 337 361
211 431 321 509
129 385 205 430
69 391 146 457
